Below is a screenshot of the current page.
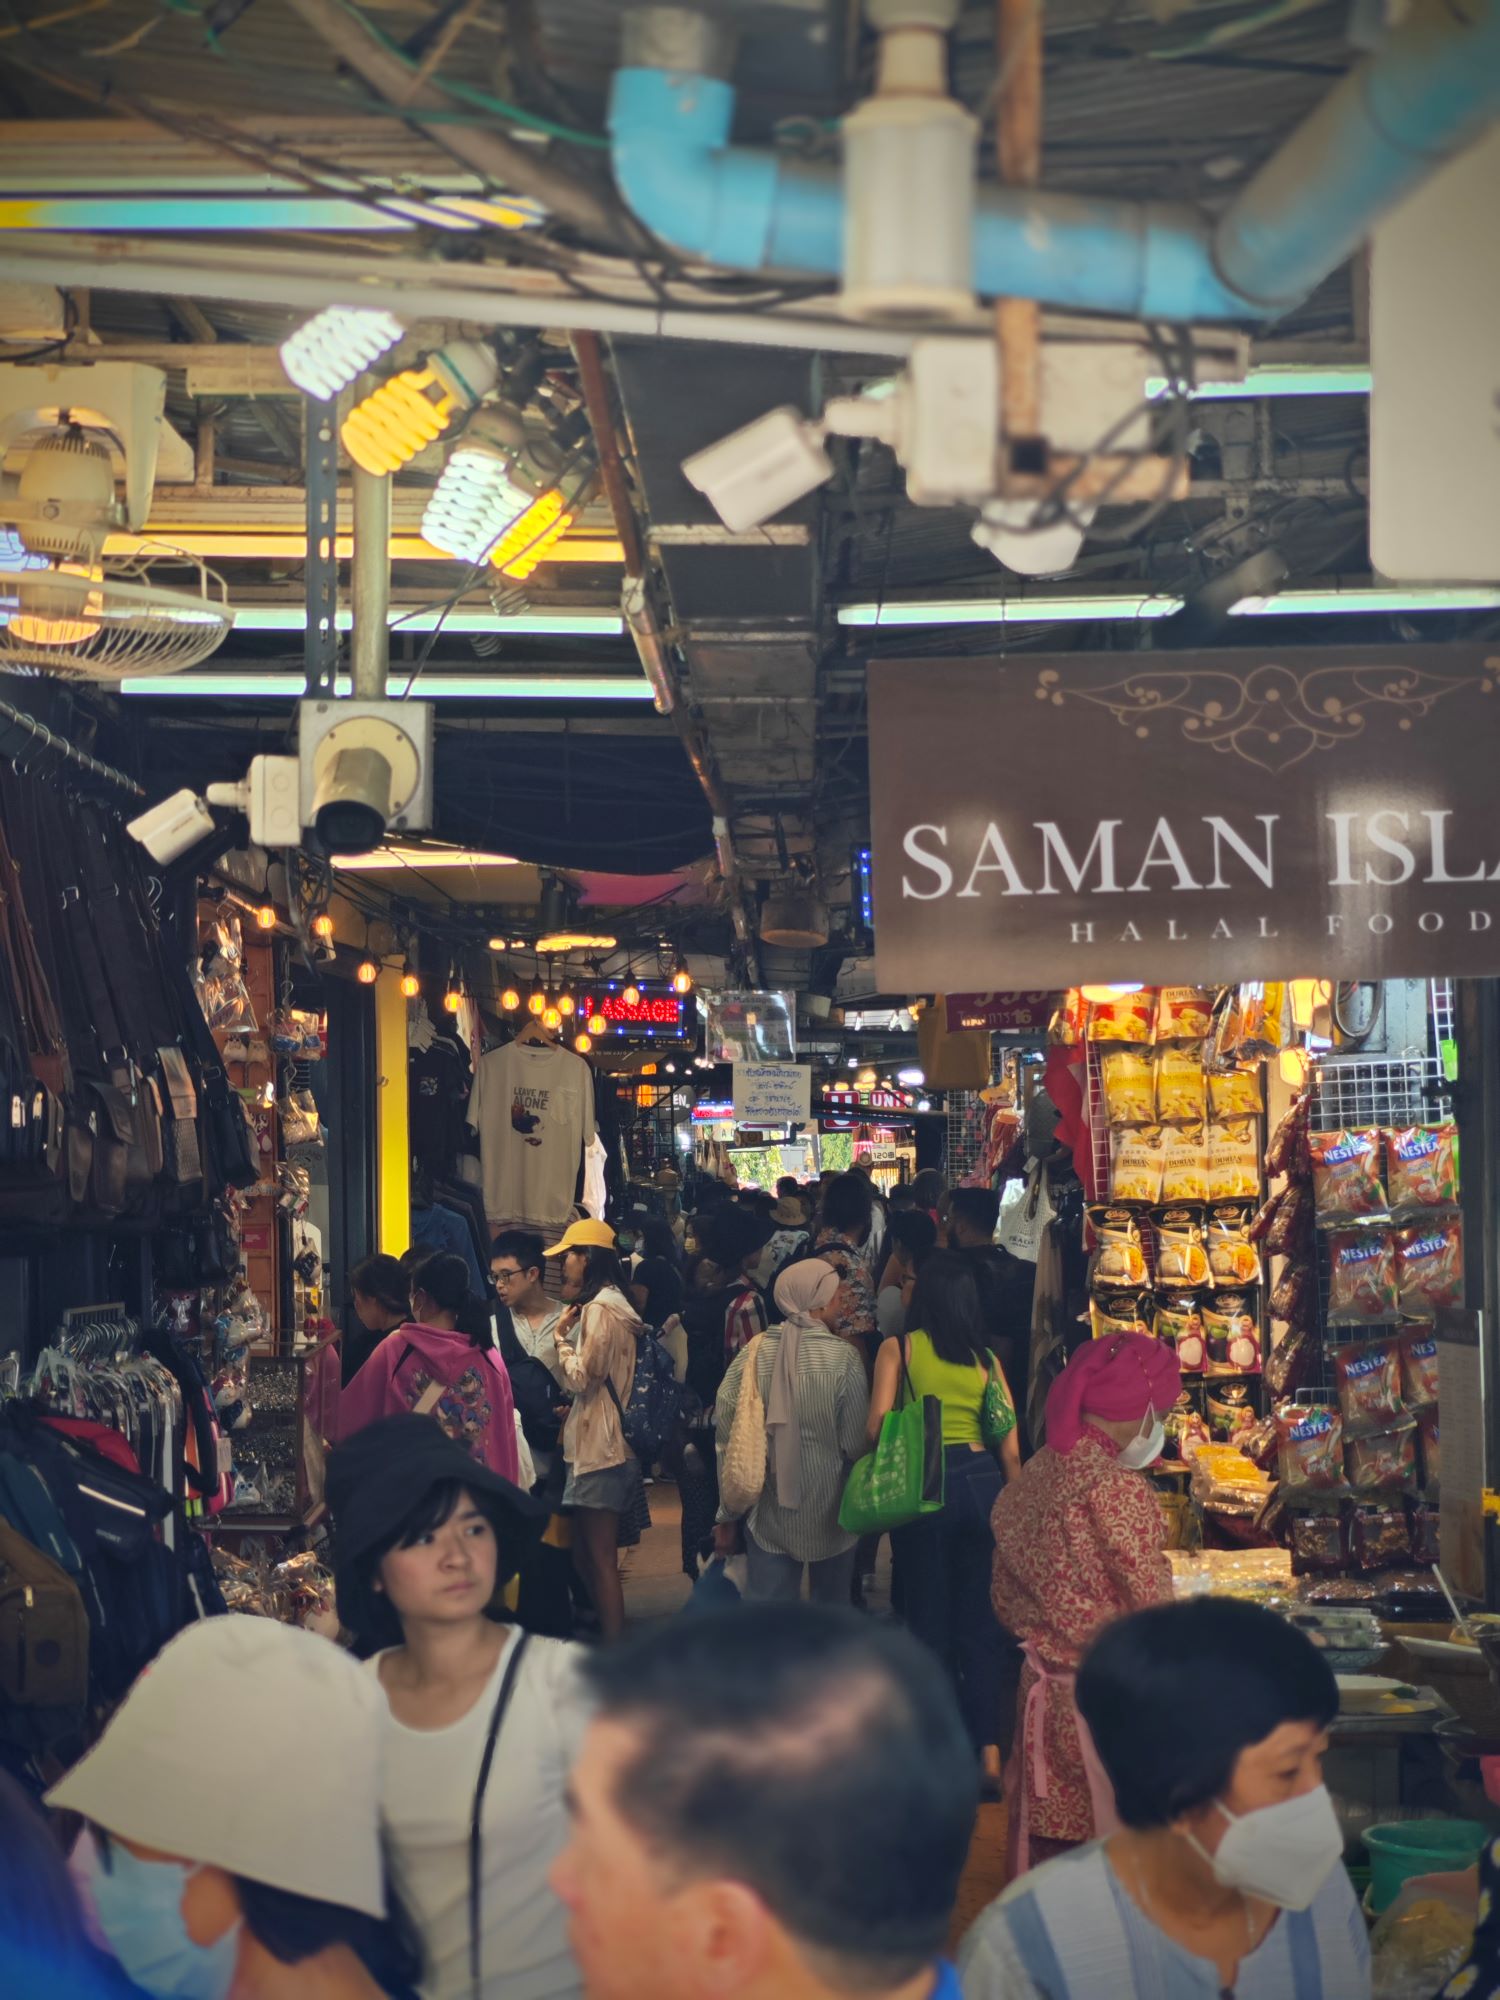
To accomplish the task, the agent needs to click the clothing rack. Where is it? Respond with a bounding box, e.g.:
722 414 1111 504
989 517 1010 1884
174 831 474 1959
0 689 144 801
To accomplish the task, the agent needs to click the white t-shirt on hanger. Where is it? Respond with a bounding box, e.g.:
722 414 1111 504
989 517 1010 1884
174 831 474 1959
467 1041 596 1231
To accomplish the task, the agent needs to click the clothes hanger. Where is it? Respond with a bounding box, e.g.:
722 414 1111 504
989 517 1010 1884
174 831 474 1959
514 1018 552 1047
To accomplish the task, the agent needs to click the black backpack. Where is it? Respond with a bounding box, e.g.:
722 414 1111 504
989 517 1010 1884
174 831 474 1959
497 1310 567 1455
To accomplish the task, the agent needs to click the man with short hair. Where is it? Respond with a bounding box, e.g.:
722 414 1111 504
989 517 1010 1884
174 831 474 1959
945 1187 1031 1390
490 1228 569 1387
552 1605 976 2000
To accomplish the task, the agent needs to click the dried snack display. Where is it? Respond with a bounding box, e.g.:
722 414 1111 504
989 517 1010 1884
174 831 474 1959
1276 1404 1345 1496
1290 1512 1348 1577
1332 1336 1405 1437
1207 1381 1257 1443
1385 1123 1460 1216
1088 991 1156 1043
1160 1124 1210 1203
1207 1119 1262 1202
1269 1257 1317 1331
1395 1218 1465 1316
1266 1183 1314 1258
1208 1069 1265 1120
1100 1049 1156 1127
1265 1090 1313 1182
1154 987 1215 1043
1155 1208 1211 1290
1399 1328 1440 1410
1237 982 1291 1059
1309 1128 1387 1222
1207 1205 1261 1289
1326 1230 1399 1323
1090 1292 1153 1341
1088 1207 1148 1288
1156 1298 1207 1374
1205 1295 1261 1375
1155 1046 1208 1125
1346 1426 1418 1495
1349 1502 1410 1571
1264 1326 1315 1401
1111 1125 1164 1205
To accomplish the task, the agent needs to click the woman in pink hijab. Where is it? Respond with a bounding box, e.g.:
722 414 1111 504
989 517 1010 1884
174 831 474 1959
990 1333 1181 1878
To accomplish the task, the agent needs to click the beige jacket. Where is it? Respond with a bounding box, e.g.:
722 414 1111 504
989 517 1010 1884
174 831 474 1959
557 1286 641 1474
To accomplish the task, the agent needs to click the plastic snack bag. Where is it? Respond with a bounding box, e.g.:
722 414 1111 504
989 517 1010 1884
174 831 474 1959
1346 1426 1418 1495
1385 1122 1460 1217
1207 1381 1256 1443
1100 1049 1156 1127
1155 1299 1207 1374
1237 982 1291 1060
1154 987 1215 1044
1264 1325 1314 1400
1161 1124 1210 1203
1290 1511 1348 1576
1396 1218 1465 1316
1088 1207 1148 1288
1049 991 1087 1047
1309 1128 1387 1222
1333 1336 1406 1437
1111 1126 1164 1205
1155 1208 1211 1289
1207 1204 1261 1289
1090 1292 1152 1341
1205 1295 1261 1375
1399 1328 1440 1409
1207 1119 1262 1202
1265 1089 1313 1183
1326 1230 1399 1323
1088 992 1156 1044
1418 1410 1440 1494
1349 1501 1410 1570
1154 1046 1208 1125
1208 1068 1264 1120
1270 1256 1317 1330
1266 1183 1315 1258
1276 1404 1345 1496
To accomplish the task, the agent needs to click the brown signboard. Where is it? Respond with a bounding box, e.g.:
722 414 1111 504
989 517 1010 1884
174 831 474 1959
869 646 1500 991
944 991 1059 1034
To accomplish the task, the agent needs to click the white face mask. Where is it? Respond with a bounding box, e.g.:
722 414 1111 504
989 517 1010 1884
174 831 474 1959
1116 1406 1165 1471
1185 1785 1343 1911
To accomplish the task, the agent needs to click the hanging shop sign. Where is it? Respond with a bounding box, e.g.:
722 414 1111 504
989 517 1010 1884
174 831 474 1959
820 1085 916 1111
869 646 1500 990
943 992 1059 1034
582 984 697 1045
733 1061 813 1126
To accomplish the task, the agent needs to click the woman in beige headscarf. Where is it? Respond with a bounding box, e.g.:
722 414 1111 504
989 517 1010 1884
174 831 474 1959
712 1259 871 1604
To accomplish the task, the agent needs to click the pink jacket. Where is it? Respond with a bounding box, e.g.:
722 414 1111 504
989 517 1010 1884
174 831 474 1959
338 1323 520 1482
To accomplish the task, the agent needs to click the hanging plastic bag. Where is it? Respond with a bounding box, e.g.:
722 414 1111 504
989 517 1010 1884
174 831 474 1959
997 1163 1054 1263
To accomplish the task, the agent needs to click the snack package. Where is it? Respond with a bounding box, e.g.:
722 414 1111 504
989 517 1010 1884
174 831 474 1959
1088 992 1156 1044
1270 1257 1316 1330
1207 1381 1256 1443
1154 987 1215 1044
1309 1128 1387 1222
1091 1292 1152 1341
1174 1406 1212 1459
1264 1089 1313 1184
1111 1126 1164 1205
1276 1404 1345 1496
1207 1205 1261 1289
1205 1294 1261 1375
1396 1218 1465 1316
1088 1207 1148 1288
1333 1336 1405 1437
1154 1046 1208 1125
1409 1498 1441 1567
1209 1068 1265 1120
1267 1182 1315 1258
1212 988 1244 1067
1049 991 1087 1047
1156 1298 1208 1374
1155 1208 1211 1290
1160 1124 1210 1203
1100 1049 1155 1128
1240 1414 1282 1475
1290 1511 1348 1577
1385 1122 1460 1216
1326 1230 1399 1323
1418 1410 1440 1494
1349 1502 1410 1571
1237 982 1292 1059
1264 1325 1315 1401
1346 1426 1418 1494
1207 1119 1262 1202
1400 1328 1440 1410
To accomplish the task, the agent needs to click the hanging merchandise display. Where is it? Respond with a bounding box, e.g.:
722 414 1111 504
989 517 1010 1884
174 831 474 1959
467 1022 597 1232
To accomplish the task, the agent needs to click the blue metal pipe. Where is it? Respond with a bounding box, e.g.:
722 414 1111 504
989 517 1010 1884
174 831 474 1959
610 0 1500 322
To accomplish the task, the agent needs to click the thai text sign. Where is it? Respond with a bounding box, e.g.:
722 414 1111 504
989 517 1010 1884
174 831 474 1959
733 1062 813 1126
869 646 1500 990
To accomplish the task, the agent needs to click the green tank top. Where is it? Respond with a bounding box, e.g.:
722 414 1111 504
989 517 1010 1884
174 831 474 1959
903 1328 989 1446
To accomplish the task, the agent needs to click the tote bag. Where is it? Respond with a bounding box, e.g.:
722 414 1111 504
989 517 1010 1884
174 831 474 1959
997 1163 1054 1264
838 1349 944 1535
718 1335 768 1518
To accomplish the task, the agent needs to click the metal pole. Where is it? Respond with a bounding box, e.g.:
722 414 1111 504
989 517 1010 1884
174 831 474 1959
351 465 391 701
303 397 339 698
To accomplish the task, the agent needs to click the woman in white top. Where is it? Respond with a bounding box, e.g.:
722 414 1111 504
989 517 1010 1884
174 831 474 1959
329 1413 591 2000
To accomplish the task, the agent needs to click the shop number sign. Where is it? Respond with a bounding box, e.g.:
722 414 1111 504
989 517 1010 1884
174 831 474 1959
869 645 1500 989
944 992 1057 1034
733 1062 813 1126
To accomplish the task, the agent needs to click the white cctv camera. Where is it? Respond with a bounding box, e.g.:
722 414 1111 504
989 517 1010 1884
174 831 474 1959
681 407 833 534
126 788 217 865
297 700 434 857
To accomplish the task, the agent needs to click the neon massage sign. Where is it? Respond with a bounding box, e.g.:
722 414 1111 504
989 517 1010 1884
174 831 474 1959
582 985 696 1042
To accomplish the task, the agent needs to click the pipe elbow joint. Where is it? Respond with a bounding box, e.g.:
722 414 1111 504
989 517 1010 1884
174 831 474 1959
610 67 781 268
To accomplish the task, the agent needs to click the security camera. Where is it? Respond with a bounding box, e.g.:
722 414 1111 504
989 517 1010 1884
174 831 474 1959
297 699 434 857
126 788 217 865
681 407 833 534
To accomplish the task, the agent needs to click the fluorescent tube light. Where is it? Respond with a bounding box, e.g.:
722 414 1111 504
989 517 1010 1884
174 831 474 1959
119 673 653 699
220 607 624 635
1231 587 1500 615
837 594 1183 628
334 847 521 870
1145 365 1373 400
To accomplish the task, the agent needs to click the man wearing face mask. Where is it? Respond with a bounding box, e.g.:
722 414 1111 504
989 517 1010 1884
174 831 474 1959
989 1332 1181 1879
961 1597 1366 2000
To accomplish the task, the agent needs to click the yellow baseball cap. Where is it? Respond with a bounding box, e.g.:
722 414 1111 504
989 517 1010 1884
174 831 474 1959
543 1217 617 1256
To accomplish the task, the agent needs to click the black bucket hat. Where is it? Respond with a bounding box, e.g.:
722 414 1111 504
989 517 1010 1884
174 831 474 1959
702 1205 775 1271
327 1415 547 1598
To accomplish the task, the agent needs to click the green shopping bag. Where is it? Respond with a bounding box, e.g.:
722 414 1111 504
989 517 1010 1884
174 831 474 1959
979 1352 1016 1453
838 1350 945 1535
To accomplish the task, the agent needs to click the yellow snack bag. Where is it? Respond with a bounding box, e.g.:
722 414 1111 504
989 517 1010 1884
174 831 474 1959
1155 1047 1208 1125
1111 1126 1164 1205
1087 991 1156 1043
1154 987 1214 1043
1100 1050 1155 1128
1207 1119 1262 1201
1208 1069 1264 1119
1161 1124 1210 1203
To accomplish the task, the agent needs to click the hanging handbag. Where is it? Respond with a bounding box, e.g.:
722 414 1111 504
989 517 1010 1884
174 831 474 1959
718 1333 768 1518
837 1346 944 1535
979 1351 1017 1453
997 1162 1055 1264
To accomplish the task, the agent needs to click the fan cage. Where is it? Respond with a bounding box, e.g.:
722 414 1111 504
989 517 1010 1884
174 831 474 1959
0 553 233 679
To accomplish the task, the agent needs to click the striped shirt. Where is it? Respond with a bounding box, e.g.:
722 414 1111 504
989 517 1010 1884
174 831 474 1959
959 1842 1370 2000
714 1325 869 1564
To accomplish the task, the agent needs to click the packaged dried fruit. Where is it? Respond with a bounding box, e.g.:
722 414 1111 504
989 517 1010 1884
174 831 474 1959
1088 991 1156 1044
1399 1327 1440 1409
1208 1381 1256 1443
1207 1204 1261 1289
1161 1124 1209 1203
1333 1335 1405 1437
1326 1230 1399 1323
1277 1403 1345 1496
1266 1183 1314 1258
1155 1046 1208 1125
1155 1208 1210 1289
1049 990 1087 1046
1155 1298 1207 1373
1309 1128 1387 1222
1418 1410 1440 1494
1207 1119 1262 1202
1209 1068 1265 1120
1265 1089 1313 1183
1154 986 1215 1043
1088 1206 1148 1288
1385 1122 1459 1216
1270 1257 1316 1329
1091 1292 1152 1341
1290 1510 1348 1576
1205 1294 1261 1375
1350 1501 1410 1571
1396 1218 1465 1316
1111 1125 1164 1205
1346 1426 1418 1494
1264 1325 1314 1400
1238 982 1292 1059
1100 1049 1155 1127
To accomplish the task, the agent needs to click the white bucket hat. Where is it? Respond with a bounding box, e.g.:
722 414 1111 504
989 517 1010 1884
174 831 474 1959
49 1615 386 1917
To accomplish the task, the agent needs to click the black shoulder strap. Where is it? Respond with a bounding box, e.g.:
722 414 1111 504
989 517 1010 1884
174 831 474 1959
469 1631 531 1998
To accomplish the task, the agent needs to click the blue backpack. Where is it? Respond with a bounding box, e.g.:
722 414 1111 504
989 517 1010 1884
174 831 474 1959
606 1329 681 1463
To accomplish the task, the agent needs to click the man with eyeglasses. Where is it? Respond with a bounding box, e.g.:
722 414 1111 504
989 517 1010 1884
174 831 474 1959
491 1229 572 1485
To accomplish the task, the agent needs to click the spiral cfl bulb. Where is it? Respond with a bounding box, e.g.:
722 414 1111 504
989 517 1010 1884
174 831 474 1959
280 306 404 401
341 341 499 478
422 441 530 564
